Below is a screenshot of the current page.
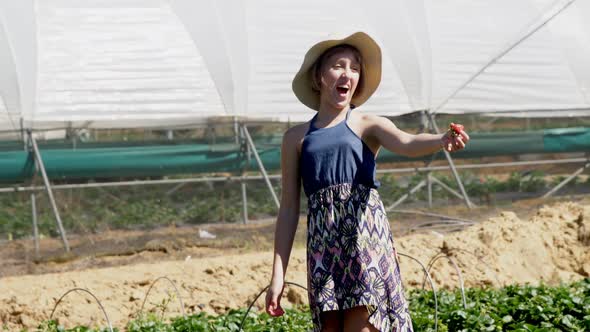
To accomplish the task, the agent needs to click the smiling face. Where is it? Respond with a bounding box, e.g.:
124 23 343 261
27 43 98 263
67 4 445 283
313 45 363 112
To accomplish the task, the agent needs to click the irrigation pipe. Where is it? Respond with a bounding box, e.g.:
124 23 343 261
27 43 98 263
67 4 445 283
49 288 113 332
408 222 472 234
239 253 440 331
139 276 186 319
397 252 439 332
422 254 467 309
389 209 477 225
445 248 502 287
238 281 308 332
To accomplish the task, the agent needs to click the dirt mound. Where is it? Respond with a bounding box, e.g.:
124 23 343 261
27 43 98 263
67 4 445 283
396 201 590 289
1 201 589 330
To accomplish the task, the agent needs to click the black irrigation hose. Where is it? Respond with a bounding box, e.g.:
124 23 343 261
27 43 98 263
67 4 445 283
238 281 308 332
436 248 502 286
239 253 440 332
47 259 442 332
49 287 114 332
423 254 467 309
390 209 477 225
397 252 439 332
140 276 186 319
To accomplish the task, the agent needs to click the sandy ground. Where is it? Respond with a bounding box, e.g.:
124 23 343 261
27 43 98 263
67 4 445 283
1 198 589 330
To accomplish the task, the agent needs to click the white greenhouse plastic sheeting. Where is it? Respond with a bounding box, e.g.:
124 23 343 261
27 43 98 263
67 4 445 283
0 0 589 130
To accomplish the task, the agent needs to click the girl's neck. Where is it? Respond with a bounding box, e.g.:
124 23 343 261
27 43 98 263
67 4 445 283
316 104 350 124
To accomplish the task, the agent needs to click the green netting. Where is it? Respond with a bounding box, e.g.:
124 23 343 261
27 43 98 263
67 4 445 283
376 129 546 162
0 151 34 181
31 145 241 181
1 128 588 183
543 127 590 153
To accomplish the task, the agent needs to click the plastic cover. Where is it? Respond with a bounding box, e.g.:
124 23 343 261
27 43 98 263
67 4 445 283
0 0 588 130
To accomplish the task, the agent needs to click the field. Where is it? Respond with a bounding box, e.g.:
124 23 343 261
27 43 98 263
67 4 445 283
1 194 589 331
32 279 590 331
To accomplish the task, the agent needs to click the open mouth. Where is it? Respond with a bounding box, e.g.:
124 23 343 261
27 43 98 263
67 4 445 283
336 86 349 94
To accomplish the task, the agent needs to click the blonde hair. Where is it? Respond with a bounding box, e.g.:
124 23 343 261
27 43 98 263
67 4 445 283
310 44 364 95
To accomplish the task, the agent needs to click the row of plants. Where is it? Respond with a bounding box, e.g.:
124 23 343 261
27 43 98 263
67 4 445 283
26 278 590 332
0 178 281 239
1 170 588 239
378 170 590 205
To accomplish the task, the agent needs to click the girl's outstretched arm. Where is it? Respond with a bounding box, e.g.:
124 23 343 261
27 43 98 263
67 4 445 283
266 125 303 316
368 115 469 157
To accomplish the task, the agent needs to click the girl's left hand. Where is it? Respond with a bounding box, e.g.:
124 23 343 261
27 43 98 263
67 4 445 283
441 123 470 152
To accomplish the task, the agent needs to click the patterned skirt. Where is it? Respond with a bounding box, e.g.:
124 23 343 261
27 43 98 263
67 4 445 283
306 183 413 332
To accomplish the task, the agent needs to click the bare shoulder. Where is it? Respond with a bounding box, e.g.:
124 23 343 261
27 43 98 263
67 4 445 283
349 109 396 137
282 121 311 154
283 122 309 142
359 112 395 129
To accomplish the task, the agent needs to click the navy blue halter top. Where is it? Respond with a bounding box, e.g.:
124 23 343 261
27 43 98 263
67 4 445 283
299 107 381 197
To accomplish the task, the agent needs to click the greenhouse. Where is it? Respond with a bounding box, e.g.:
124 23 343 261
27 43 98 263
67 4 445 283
0 0 589 250
1 1 590 331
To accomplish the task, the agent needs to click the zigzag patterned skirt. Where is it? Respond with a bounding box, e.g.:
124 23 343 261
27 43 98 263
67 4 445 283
306 183 413 332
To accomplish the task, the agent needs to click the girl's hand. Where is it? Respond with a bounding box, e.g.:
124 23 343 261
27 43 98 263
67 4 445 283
441 123 470 152
265 279 285 317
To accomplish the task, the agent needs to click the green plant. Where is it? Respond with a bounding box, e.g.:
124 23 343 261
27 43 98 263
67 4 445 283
409 278 590 331
37 320 117 332
32 279 590 331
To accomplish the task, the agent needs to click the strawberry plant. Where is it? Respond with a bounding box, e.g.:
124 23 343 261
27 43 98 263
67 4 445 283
32 279 590 331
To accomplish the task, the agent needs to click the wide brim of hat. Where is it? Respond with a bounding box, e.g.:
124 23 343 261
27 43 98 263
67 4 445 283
292 31 382 111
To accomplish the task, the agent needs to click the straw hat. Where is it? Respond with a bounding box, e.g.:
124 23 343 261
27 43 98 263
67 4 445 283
292 31 382 111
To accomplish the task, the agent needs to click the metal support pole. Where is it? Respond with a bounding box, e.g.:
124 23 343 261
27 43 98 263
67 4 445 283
31 193 39 258
239 122 249 224
20 118 25 145
234 116 240 144
426 112 474 208
1 174 285 193
241 179 249 224
29 148 39 257
427 173 433 208
68 122 76 150
385 179 427 211
242 125 280 209
377 157 590 173
28 130 70 252
419 110 430 134
430 175 465 200
542 162 590 198
165 182 186 196
22 122 29 151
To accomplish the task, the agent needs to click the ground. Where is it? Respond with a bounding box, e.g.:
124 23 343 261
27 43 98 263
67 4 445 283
1 195 589 330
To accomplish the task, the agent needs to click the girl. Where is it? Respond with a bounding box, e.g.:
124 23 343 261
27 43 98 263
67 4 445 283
265 32 469 332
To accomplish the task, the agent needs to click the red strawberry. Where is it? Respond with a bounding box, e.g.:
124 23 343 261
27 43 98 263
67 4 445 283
450 123 465 137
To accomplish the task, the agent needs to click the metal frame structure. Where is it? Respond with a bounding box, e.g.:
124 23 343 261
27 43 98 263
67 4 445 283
3 156 586 194
385 111 476 210
543 161 590 198
27 130 70 251
1 121 588 254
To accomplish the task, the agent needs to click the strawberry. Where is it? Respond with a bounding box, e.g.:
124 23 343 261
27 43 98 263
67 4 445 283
450 123 465 137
